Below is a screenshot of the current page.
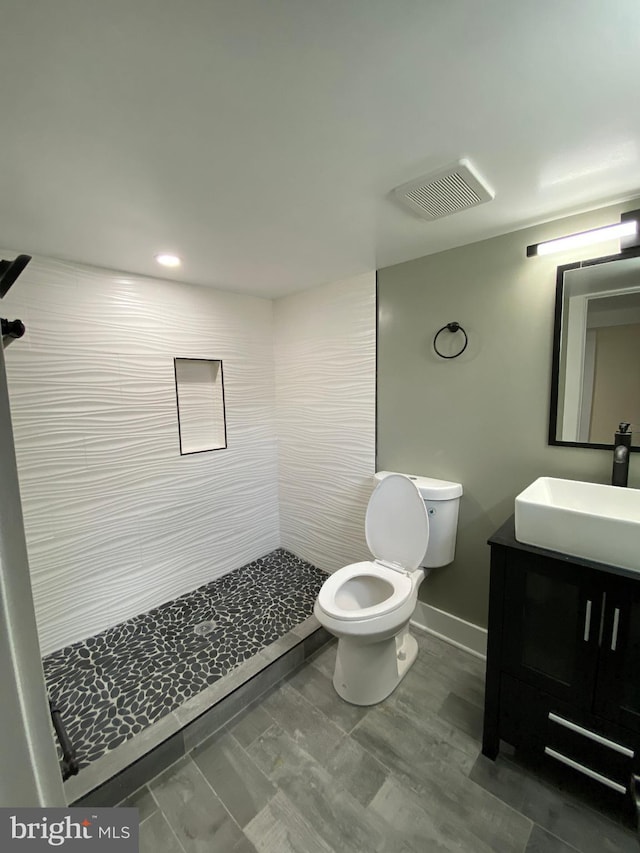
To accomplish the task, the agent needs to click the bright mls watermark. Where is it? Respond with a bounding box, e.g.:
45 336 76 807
0 808 138 851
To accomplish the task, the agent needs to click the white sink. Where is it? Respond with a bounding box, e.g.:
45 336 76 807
515 477 640 571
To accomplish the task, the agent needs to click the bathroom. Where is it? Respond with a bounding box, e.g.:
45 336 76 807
2 3 640 852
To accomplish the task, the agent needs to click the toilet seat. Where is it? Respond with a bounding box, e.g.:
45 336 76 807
316 561 413 621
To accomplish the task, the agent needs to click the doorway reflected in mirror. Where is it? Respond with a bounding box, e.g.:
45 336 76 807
550 248 640 449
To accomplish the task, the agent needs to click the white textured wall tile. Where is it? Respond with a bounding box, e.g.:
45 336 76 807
27 523 144 631
274 272 376 573
2 254 280 653
2 252 374 654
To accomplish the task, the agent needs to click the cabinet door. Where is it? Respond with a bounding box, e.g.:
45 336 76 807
501 550 600 706
595 576 640 734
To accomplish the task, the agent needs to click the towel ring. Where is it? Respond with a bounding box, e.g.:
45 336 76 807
433 322 468 359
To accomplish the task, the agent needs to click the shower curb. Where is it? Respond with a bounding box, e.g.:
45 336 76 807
66 616 330 807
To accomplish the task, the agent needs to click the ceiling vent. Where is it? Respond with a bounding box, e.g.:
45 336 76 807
393 159 494 221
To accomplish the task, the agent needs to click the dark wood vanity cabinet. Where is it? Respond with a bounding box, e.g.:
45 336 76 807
483 517 640 797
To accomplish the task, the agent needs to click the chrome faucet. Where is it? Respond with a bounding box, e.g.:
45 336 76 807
612 422 632 487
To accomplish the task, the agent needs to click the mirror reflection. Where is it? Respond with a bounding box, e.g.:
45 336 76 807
550 250 640 449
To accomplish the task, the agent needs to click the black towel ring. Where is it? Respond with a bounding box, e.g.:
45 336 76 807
433 322 468 359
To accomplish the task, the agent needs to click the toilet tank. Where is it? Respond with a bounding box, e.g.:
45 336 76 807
373 471 463 568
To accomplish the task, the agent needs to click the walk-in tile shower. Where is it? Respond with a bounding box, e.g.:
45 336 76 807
45 549 327 773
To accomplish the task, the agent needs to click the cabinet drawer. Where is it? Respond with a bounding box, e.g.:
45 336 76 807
500 674 637 794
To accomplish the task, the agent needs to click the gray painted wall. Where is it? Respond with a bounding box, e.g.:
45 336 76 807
377 198 640 628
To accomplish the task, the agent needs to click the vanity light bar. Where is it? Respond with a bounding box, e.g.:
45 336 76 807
526 220 638 257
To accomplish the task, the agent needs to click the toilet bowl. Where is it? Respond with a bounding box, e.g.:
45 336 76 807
314 471 462 706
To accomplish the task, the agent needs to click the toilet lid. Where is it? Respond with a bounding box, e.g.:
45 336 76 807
366 473 429 570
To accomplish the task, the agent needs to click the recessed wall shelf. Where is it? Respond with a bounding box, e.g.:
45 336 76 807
174 358 227 455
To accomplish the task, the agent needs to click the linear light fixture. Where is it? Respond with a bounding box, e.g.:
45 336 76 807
155 253 182 268
526 218 638 257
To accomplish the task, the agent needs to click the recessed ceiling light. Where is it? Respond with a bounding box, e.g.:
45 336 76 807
155 253 181 268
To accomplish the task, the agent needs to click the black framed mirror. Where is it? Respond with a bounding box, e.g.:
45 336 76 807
549 245 640 450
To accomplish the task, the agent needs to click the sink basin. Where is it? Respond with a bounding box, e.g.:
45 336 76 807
515 477 640 571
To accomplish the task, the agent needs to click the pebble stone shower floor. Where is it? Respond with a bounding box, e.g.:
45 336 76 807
43 549 328 773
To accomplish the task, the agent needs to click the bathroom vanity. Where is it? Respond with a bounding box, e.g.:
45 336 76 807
483 516 640 798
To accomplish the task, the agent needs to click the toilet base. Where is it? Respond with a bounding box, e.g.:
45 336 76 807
332 626 419 706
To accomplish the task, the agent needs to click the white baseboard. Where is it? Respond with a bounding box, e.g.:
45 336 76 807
411 600 487 660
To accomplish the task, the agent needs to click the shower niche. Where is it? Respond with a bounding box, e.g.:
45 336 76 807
174 357 227 454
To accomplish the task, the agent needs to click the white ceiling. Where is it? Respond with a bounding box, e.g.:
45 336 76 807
2 0 640 297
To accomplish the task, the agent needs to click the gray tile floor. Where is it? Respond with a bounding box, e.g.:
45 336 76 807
122 631 638 852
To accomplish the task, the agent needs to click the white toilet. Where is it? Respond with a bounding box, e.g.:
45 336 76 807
314 471 463 706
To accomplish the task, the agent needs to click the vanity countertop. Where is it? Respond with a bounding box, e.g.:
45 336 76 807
488 514 640 582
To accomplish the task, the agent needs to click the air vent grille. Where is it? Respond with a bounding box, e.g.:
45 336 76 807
393 159 494 221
